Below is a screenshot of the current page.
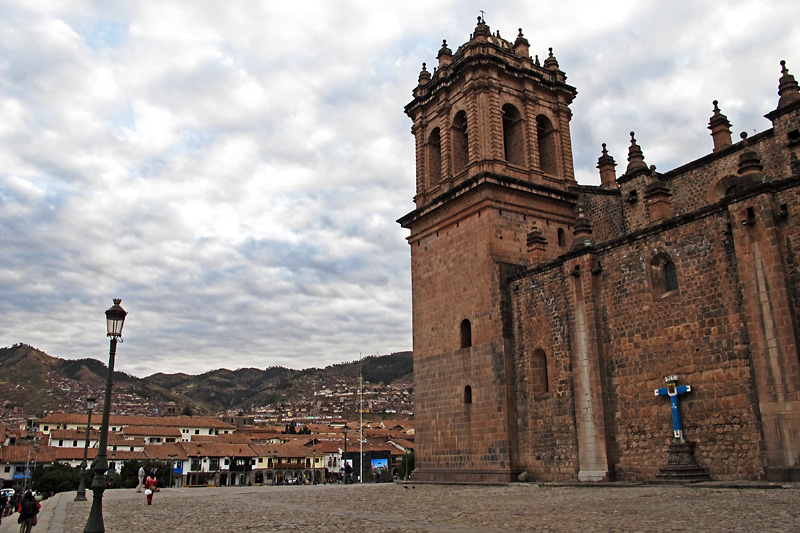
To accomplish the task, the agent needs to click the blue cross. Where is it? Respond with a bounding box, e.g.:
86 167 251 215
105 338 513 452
654 376 692 443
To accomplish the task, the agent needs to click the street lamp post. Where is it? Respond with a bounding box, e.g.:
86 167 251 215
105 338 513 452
22 419 40 493
84 299 126 533
167 454 176 488
312 446 316 485
342 426 348 484
74 397 97 501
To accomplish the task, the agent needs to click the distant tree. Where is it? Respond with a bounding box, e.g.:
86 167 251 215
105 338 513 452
181 405 194 416
397 451 415 480
31 462 81 498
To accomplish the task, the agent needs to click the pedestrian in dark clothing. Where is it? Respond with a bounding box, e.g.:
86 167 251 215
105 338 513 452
17 491 40 533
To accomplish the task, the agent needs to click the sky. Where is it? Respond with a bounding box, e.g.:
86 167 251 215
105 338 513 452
1 1 797 377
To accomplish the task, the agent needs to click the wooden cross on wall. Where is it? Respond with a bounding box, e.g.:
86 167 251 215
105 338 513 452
655 375 692 443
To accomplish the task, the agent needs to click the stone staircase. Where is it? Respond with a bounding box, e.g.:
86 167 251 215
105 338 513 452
654 441 711 483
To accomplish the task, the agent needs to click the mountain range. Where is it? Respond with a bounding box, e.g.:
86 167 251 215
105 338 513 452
0 343 412 420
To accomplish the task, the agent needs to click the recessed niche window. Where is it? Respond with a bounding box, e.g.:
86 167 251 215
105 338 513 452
460 319 472 349
502 104 524 166
557 228 566 247
651 253 678 296
536 114 557 175
464 385 473 404
452 111 469 174
531 349 549 398
664 261 678 292
428 127 442 187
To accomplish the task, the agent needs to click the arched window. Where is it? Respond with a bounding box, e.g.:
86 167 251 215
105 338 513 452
502 104 524 166
664 261 678 292
452 111 469 175
464 385 473 404
460 319 472 349
531 349 549 398
536 115 557 175
557 228 566 247
651 253 678 296
428 128 442 187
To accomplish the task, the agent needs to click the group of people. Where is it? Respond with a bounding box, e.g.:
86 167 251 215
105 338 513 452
136 467 159 505
0 491 13 518
0 490 40 533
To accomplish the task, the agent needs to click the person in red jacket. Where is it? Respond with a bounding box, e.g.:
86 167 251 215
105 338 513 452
144 472 158 505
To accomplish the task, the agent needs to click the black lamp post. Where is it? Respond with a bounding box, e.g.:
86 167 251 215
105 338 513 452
167 454 176 488
343 426 348 484
84 299 126 533
22 419 39 493
74 397 97 501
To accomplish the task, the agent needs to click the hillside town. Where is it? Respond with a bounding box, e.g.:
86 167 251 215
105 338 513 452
1 375 413 425
0 412 415 493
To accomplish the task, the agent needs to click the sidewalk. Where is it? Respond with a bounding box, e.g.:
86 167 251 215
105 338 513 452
0 490 69 533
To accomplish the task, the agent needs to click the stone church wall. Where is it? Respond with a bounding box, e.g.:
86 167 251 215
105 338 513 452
510 204 767 481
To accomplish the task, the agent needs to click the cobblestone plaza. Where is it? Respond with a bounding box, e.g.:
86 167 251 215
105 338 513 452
3 482 796 532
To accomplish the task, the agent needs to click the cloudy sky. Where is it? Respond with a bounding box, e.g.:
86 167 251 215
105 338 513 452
1 1 797 377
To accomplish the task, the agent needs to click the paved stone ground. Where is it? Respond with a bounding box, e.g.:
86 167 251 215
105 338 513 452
3 483 797 532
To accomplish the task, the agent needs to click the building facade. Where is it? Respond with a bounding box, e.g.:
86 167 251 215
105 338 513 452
399 17 800 482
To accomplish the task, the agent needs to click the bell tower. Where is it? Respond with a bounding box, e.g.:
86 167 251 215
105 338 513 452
398 17 579 483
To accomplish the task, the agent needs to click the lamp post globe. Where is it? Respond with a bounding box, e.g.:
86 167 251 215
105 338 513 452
74 397 97 502
105 299 127 337
84 299 126 533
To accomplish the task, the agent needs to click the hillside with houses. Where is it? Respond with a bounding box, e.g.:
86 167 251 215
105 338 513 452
0 344 414 493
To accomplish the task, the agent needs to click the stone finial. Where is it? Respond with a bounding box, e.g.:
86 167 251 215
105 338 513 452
737 132 764 177
645 172 672 222
777 60 800 109
437 40 453 68
418 62 431 86
534 54 541 66
473 16 490 40
625 131 648 174
708 100 733 153
526 222 548 265
571 207 593 249
597 143 617 188
544 47 559 70
514 28 530 58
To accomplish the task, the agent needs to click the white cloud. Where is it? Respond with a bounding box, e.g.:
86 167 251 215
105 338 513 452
0 0 796 376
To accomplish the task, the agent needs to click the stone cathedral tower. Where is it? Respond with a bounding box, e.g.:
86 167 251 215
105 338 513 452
398 17 581 483
400 17 800 484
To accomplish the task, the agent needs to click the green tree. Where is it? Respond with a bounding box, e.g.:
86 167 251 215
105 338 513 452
397 451 415 480
31 462 81 498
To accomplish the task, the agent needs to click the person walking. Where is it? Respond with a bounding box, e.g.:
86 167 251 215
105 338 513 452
144 472 157 505
0 490 7 521
137 466 145 492
16 491 39 533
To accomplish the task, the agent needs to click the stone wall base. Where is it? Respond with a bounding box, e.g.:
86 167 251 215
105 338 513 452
765 467 800 482
411 468 519 484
